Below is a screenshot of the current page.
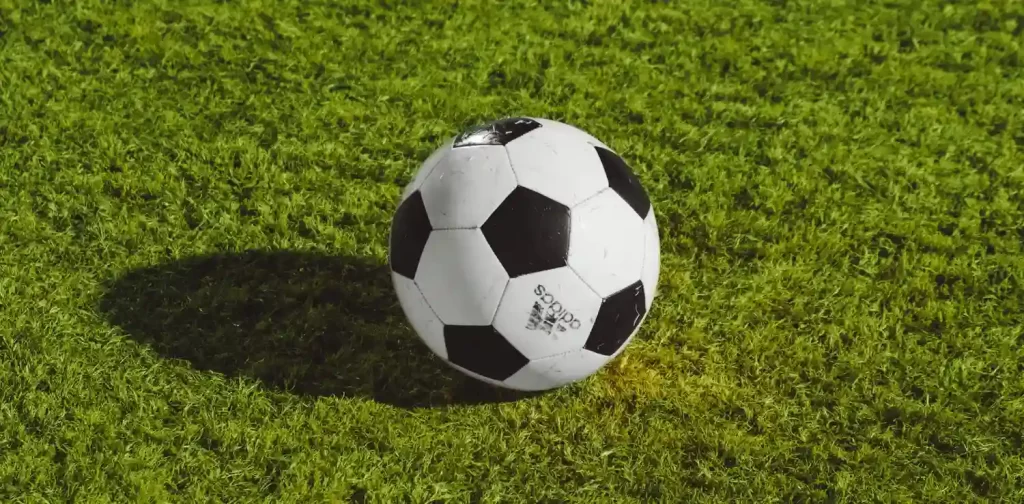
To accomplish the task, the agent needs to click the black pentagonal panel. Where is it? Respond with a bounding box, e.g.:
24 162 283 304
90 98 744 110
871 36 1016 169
444 325 530 381
595 146 650 219
389 191 432 279
481 187 571 278
585 280 646 356
452 117 542 147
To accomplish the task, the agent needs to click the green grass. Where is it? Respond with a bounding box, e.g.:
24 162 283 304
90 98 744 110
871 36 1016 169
2 0 1023 501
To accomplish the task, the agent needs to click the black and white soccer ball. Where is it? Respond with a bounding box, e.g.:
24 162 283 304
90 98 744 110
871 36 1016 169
389 117 660 391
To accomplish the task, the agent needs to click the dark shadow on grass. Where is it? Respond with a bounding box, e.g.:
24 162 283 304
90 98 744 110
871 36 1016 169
98 249 544 409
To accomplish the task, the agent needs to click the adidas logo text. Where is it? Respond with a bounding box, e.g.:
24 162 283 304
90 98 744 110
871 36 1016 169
525 284 582 335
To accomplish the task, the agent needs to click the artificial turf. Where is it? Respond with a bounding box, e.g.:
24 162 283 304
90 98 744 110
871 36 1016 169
2 0 1023 501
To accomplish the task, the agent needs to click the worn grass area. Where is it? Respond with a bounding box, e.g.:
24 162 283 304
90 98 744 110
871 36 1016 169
2 0 1024 501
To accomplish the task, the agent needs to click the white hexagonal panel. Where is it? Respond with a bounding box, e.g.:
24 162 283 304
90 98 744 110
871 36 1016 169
414 228 510 326
533 117 612 151
502 348 610 391
567 189 646 298
402 137 452 201
418 144 517 229
392 271 447 359
492 266 602 360
505 124 609 208
641 209 661 311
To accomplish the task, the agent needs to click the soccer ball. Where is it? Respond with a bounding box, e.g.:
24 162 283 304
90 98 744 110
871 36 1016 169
389 117 660 391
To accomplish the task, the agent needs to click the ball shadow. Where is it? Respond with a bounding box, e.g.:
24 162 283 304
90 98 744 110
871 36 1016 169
98 249 544 409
